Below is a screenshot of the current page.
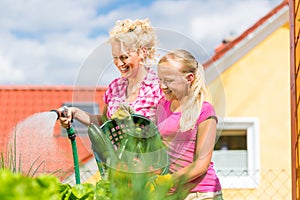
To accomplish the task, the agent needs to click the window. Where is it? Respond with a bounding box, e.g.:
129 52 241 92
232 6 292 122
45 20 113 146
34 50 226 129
61 102 99 135
212 117 260 188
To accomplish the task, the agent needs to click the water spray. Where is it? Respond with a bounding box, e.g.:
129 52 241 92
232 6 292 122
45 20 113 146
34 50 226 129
51 107 81 184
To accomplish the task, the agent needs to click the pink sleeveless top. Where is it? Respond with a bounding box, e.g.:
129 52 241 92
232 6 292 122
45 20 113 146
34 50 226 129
156 99 222 193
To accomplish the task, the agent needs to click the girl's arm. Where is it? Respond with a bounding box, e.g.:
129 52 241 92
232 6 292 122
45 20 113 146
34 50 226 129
171 118 217 186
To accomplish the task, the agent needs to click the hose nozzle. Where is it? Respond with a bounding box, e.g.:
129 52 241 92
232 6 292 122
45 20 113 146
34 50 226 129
50 106 68 120
50 109 60 120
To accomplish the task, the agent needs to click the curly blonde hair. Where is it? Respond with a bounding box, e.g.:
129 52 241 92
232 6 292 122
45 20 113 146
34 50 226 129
109 18 157 63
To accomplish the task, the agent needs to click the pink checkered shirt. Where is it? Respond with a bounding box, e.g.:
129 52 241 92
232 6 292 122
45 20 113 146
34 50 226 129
104 69 165 121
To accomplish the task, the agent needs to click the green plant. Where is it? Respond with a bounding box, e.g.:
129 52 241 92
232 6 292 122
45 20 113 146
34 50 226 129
0 169 113 200
0 169 62 199
0 132 21 173
0 145 175 199
0 122 177 199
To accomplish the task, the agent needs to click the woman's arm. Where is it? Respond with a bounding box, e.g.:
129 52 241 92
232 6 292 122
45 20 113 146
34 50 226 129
59 104 108 128
171 118 217 186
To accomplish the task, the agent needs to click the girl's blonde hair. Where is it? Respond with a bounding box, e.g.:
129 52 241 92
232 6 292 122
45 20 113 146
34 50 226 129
158 49 208 131
109 18 157 64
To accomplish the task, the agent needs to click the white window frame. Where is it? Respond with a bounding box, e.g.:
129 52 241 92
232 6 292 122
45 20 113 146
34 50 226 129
213 117 260 188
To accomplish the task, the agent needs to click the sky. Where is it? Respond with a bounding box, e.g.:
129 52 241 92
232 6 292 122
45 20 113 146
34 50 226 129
0 0 283 86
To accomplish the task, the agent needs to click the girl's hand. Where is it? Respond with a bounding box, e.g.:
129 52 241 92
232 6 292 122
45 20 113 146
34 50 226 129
147 174 173 192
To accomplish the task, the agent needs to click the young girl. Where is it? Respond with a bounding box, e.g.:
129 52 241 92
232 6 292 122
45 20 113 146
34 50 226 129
155 49 223 200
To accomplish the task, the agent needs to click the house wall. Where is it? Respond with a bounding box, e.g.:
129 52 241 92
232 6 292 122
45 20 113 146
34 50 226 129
210 23 291 199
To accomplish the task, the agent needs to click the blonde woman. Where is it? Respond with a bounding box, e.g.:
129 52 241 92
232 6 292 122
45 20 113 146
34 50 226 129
59 18 164 127
155 49 223 200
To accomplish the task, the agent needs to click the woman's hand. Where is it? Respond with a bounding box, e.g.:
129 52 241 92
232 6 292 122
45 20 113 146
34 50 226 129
56 105 106 128
58 106 74 129
111 104 135 120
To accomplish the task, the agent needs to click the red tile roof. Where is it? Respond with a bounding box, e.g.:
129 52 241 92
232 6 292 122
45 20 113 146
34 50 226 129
0 85 106 180
203 0 289 68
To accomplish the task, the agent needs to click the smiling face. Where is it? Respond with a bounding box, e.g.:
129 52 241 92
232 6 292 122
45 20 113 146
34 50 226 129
158 59 190 101
111 40 143 79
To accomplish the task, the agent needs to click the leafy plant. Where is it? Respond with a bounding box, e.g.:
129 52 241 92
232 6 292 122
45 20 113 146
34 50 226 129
0 169 113 200
0 146 174 200
0 169 61 199
0 118 176 199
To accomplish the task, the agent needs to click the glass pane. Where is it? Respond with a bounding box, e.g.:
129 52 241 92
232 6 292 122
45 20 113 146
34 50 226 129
213 150 248 176
215 129 247 150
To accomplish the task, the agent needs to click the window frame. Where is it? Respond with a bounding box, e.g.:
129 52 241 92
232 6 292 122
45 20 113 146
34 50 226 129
213 117 260 188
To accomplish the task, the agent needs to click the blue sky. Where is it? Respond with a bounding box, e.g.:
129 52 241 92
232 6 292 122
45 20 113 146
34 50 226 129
0 0 283 85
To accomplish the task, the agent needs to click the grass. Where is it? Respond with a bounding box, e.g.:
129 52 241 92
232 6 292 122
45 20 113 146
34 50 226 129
0 131 57 177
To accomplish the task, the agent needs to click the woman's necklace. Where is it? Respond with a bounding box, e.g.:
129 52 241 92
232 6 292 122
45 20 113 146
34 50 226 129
126 81 142 102
126 67 147 102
